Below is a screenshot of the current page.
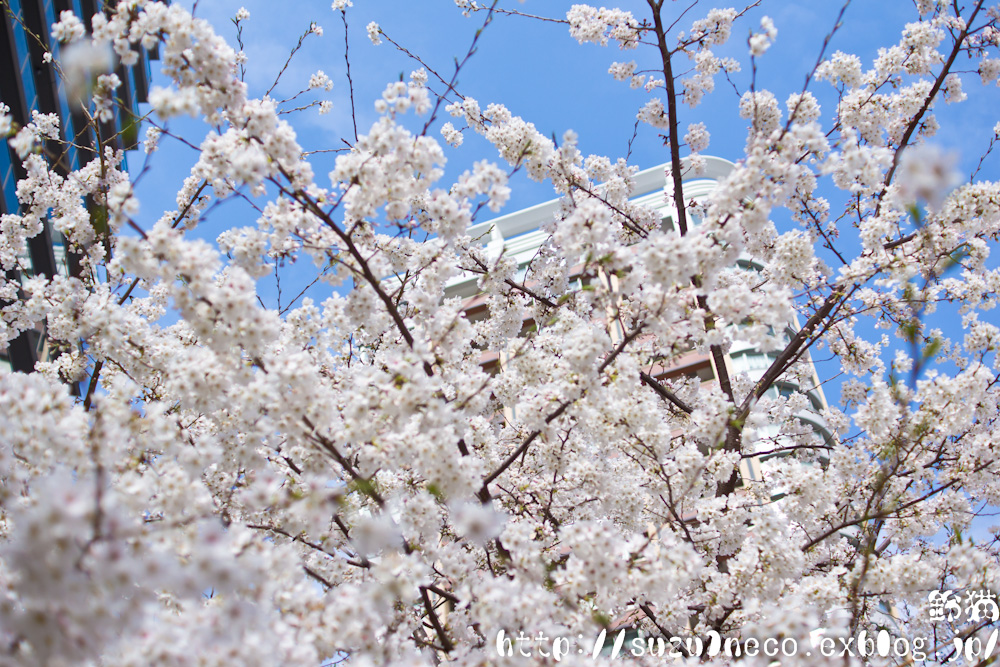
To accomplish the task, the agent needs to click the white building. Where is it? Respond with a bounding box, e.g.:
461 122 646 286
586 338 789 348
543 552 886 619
445 156 833 484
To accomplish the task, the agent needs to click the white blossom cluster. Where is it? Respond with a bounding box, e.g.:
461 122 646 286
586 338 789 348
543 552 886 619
567 4 640 49
0 1 999 665
51 10 85 43
749 16 777 57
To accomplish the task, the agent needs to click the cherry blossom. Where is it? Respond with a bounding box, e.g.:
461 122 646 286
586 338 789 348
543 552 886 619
1 1 999 664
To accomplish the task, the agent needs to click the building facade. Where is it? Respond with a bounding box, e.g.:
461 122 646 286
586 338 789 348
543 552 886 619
0 0 155 373
445 156 832 484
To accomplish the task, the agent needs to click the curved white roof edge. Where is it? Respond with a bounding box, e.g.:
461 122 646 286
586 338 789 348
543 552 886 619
465 155 736 243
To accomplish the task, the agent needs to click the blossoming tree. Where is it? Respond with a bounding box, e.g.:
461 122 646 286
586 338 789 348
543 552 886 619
1 0 1000 664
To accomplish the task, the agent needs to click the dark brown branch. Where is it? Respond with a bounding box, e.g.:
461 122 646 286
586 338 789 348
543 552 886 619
639 603 690 657
117 180 208 306
82 359 103 411
801 461 997 552
423 584 459 605
304 565 334 588
340 10 358 143
302 416 387 509
478 398 573 503
738 286 850 418
478 324 646 502
420 586 454 653
639 371 693 414
876 1 983 216
648 1 689 237
883 232 916 250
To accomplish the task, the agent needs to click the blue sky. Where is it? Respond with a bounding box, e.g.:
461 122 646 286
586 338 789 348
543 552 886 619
131 0 1000 470
136 1 1000 215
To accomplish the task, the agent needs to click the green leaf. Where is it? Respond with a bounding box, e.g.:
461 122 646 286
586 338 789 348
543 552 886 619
592 610 612 628
120 111 139 148
90 202 109 238
351 477 379 499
